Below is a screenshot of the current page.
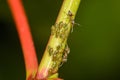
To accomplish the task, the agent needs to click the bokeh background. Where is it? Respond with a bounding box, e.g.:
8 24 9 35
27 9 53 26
0 0 120 80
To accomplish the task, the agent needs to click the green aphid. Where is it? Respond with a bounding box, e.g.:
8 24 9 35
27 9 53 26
51 25 56 36
49 61 58 74
59 21 67 31
51 61 57 69
55 29 60 38
59 21 64 29
59 31 66 39
56 44 61 50
48 46 54 56
52 49 61 61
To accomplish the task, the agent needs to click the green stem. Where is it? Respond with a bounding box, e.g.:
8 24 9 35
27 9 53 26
36 0 81 79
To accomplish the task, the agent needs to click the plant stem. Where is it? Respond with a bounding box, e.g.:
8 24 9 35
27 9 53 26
36 0 81 79
7 0 38 79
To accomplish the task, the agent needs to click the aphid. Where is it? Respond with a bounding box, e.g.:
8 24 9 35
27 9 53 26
64 44 70 54
62 45 70 62
52 50 62 62
59 21 67 29
52 54 57 61
56 44 61 50
55 22 65 38
49 61 58 74
56 30 60 38
59 44 70 67
59 28 68 41
47 46 54 56
51 23 61 37
52 21 68 39
49 67 58 74
48 68 54 75
58 21 63 29
54 22 59 28
53 23 60 38
52 50 59 61
51 25 56 36
52 61 57 68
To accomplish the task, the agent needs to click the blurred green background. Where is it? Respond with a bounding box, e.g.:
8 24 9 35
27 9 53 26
0 0 120 80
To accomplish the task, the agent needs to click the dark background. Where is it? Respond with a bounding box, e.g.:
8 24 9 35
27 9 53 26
0 0 120 80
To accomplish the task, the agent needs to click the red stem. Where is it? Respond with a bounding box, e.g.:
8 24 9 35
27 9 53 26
7 0 38 78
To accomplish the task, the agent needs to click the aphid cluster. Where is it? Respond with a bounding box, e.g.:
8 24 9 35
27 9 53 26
47 43 70 75
47 46 54 56
48 10 76 76
59 44 70 67
51 21 68 41
47 44 63 74
48 61 58 75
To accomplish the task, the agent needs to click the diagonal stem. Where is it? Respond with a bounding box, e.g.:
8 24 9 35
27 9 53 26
36 0 81 79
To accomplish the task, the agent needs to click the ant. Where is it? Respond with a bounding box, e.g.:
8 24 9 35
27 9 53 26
67 10 80 32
